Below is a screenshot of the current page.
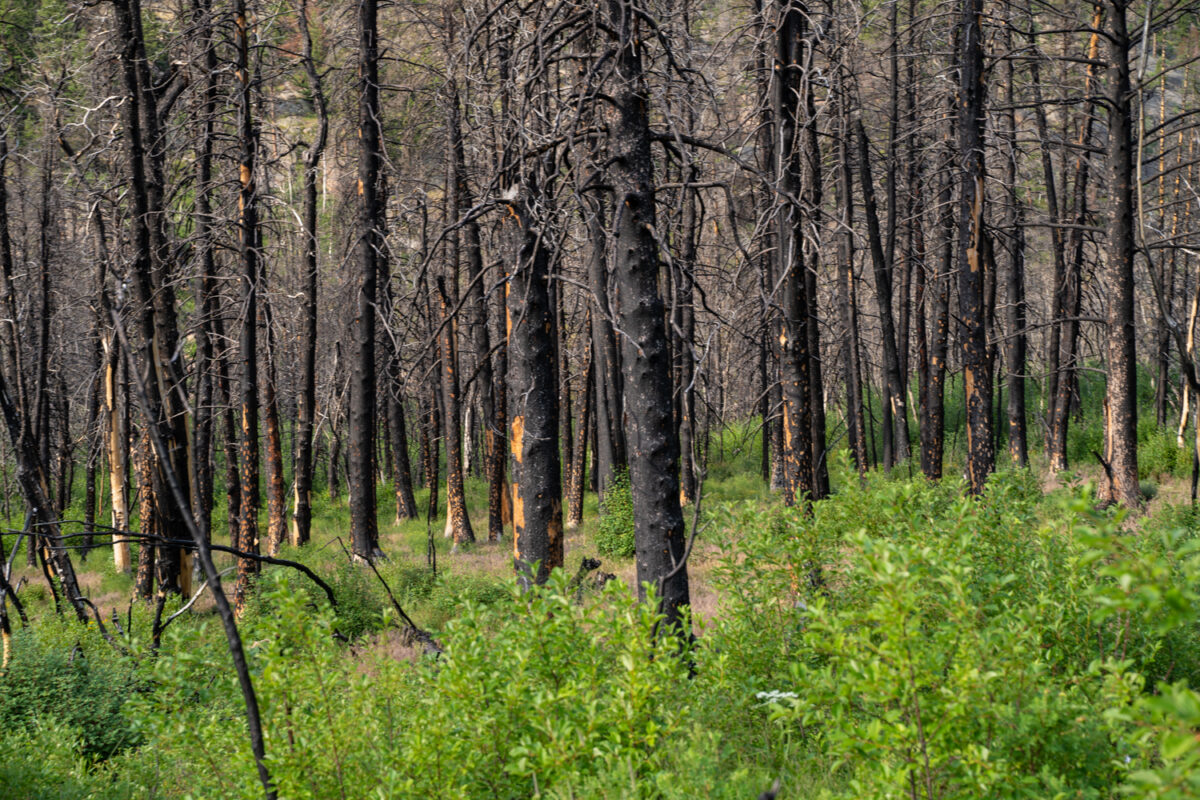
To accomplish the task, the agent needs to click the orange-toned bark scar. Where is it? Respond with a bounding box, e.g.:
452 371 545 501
511 415 524 461
510 481 524 550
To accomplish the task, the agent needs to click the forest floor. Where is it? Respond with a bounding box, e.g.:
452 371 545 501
6 426 1200 798
7 430 1194 644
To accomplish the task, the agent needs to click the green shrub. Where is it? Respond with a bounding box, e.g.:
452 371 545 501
429 572 508 613
137 571 692 799
0 717 134 800
596 467 635 558
0 631 140 761
702 477 1183 798
1139 426 1191 479
323 559 386 639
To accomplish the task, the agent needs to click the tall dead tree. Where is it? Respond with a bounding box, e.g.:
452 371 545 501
1103 0 1139 507
1047 7 1105 472
437 277 475 548
505 178 562 585
112 0 191 596
349 0 383 561
958 0 994 494
604 0 690 632
291 0 328 546
775 0 815 506
1001 5 1028 466
234 0 261 608
856 118 908 471
835 76 868 478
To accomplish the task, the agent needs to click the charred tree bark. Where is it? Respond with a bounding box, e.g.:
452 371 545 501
234 0 261 610
958 0 994 494
836 95 868 478
1025 16 1067 449
505 185 562 585
261 292 286 556
775 0 815 507
449 88 496 536
925 103 955 481
349 0 382 561
567 345 593 528
191 0 219 550
217 306 242 544
605 0 690 632
292 0 328 546
385 370 418 524
421 385 440 521
1103 0 1139 507
856 119 909 470
585 190 624 499
1048 7 1104 471
0 133 22 431
675 167 699 505
1001 6 1028 467
802 56 828 500
437 277 475 548
135 433 156 601
113 0 191 595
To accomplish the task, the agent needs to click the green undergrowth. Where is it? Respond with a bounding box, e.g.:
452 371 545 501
5 442 1200 797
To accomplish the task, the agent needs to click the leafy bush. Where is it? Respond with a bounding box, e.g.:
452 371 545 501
322 559 386 639
596 467 636 558
0 630 140 761
1139 426 1191 479
700 472 1200 799
0 717 134 800
16 440 1200 799
136 571 694 798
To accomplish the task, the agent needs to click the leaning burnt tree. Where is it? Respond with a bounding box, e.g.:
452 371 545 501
603 0 690 632
112 0 192 595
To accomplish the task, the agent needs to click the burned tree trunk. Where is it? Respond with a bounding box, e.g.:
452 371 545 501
437 277 475 548
234 0 261 608
261 292 287 556
505 182 562 585
856 119 909 470
1048 7 1104 472
113 0 192 596
604 0 690 631
567 346 593 528
449 89 496 536
775 0 815 507
349 0 382 561
836 97 868 478
957 0 993 494
585 189 625 499
1001 5 1028 467
135 434 156 601
292 0 328 546
1102 0 1139 507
